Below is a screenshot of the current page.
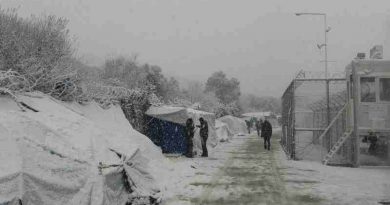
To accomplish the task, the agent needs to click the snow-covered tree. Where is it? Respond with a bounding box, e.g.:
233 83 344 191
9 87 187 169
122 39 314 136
205 71 241 104
0 8 78 100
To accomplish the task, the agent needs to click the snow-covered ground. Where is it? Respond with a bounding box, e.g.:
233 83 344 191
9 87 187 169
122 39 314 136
163 128 390 205
162 134 250 205
280 151 390 205
1 93 389 205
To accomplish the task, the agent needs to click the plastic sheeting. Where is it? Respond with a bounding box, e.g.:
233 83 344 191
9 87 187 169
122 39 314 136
0 93 164 205
215 120 233 142
218 115 247 135
146 117 187 154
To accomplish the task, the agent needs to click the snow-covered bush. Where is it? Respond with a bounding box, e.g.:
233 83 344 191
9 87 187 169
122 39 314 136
0 70 29 92
75 74 159 134
120 87 160 134
213 101 241 118
0 8 79 101
0 70 30 111
101 56 182 102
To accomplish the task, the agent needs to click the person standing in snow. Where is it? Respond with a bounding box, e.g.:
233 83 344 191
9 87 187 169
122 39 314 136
255 119 263 137
185 118 195 158
261 119 272 150
245 120 251 134
367 131 378 155
197 118 208 157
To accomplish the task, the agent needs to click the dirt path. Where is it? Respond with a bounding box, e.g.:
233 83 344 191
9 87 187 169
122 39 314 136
184 134 323 205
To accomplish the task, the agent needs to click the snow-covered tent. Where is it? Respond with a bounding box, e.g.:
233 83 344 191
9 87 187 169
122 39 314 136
215 120 233 142
218 115 247 135
0 93 169 205
145 106 216 155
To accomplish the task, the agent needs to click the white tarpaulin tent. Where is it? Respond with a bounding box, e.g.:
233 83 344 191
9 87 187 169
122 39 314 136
0 92 168 205
217 115 247 135
215 120 233 142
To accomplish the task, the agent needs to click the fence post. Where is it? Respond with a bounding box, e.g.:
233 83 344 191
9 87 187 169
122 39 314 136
292 80 296 159
326 80 331 151
352 62 360 167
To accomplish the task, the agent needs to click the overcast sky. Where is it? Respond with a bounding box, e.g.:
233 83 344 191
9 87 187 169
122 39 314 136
1 0 390 96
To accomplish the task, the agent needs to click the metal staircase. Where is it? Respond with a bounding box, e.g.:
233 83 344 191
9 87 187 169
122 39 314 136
322 130 352 165
312 100 354 166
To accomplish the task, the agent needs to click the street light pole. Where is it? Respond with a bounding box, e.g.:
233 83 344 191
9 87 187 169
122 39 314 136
296 12 332 149
295 12 328 79
322 15 331 146
323 14 328 80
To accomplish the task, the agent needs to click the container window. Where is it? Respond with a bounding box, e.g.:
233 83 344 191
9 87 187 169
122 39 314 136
360 77 376 102
379 78 390 102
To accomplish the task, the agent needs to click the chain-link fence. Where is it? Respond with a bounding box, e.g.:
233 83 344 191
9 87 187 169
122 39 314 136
281 70 353 164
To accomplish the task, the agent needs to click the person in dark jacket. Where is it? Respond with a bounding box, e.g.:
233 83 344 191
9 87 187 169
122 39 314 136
245 120 251 134
255 119 263 137
261 119 272 150
367 131 378 155
185 118 195 158
197 117 208 157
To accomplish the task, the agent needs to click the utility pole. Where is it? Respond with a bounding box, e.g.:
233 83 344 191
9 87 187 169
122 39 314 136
296 12 332 149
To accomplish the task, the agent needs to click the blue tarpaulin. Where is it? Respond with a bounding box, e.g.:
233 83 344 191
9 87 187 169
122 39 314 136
145 105 216 155
147 116 187 154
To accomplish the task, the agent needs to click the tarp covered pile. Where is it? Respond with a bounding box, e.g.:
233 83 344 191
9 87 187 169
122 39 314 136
0 92 169 205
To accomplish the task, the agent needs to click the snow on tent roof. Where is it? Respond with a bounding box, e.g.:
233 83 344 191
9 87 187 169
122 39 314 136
146 105 214 125
186 108 215 116
242 112 272 118
218 115 247 135
146 106 185 116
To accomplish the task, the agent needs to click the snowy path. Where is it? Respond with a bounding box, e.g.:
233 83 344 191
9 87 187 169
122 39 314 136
190 135 289 205
164 132 323 205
